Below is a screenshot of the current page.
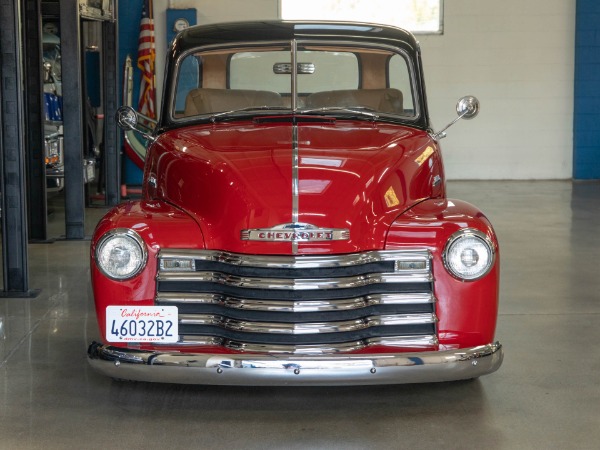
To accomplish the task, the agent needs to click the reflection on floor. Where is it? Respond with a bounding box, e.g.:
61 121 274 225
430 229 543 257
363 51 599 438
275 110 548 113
45 188 129 240
1 181 599 449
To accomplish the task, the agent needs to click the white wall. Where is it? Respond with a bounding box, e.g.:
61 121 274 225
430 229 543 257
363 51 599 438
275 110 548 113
419 0 575 179
152 0 575 180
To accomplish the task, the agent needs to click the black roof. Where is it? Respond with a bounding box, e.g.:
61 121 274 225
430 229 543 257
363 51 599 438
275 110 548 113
171 20 420 55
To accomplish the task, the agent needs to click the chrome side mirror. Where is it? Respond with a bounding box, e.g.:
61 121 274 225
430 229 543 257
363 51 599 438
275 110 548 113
456 96 480 120
116 106 156 143
116 106 137 130
433 95 480 140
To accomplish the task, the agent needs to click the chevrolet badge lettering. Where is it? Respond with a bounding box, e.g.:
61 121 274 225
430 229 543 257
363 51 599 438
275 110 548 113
241 223 350 242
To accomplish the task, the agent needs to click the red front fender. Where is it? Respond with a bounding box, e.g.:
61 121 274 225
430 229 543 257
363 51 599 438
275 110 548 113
90 200 205 343
386 198 500 349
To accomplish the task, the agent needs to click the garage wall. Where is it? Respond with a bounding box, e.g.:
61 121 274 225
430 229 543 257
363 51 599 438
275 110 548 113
419 0 575 180
151 0 575 180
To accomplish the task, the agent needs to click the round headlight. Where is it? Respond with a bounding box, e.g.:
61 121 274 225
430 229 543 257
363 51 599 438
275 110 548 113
443 229 495 281
95 229 147 280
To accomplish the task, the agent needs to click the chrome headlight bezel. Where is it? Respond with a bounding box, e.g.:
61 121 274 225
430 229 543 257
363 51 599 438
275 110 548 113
95 228 148 280
442 228 495 281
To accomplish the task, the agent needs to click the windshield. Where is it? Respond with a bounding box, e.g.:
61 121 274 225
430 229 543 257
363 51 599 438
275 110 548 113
171 42 417 121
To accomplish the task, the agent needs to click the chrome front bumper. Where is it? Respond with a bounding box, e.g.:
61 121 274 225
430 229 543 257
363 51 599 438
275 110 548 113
88 341 503 386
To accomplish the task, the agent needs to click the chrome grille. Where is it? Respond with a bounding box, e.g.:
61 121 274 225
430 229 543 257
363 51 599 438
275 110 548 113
156 249 437 354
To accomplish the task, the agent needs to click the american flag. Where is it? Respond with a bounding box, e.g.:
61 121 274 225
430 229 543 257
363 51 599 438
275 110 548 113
137 0 156 118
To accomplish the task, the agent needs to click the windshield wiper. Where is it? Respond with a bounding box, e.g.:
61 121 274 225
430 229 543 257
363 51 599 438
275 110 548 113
297 106 379 122
209 105 381 123
210 106 290 123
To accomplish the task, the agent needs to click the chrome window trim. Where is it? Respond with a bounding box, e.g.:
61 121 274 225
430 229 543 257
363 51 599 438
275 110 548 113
169 40 421 124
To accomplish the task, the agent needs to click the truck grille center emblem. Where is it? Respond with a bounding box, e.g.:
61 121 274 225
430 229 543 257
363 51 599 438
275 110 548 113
241 223 350 242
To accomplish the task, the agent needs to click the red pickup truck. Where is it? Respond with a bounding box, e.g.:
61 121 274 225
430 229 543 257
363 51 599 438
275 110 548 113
88 20 503 385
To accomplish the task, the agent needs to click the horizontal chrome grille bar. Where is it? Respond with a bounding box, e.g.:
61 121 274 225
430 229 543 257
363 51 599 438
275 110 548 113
174 335 439 354
157 271 432 289
178 313 437 335
156 292 435 313
159 249 431 270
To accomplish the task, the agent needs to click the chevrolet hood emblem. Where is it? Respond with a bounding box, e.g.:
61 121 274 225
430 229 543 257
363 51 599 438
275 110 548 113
241 223 350 242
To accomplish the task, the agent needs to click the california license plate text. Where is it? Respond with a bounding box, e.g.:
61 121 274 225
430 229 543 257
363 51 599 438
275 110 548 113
106 306 178 343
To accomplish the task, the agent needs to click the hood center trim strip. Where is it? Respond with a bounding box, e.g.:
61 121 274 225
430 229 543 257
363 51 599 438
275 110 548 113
292 122 299 254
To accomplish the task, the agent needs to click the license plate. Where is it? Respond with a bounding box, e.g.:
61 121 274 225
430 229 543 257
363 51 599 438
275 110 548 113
106 306 179 343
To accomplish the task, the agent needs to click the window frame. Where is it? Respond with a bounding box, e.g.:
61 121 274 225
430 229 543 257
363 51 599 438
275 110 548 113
169 41 422 125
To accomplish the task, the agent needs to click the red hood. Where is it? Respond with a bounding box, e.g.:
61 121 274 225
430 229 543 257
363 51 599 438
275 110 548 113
147 119 444 254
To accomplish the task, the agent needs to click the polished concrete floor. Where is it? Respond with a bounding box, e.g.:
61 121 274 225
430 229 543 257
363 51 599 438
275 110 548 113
1 181 599 449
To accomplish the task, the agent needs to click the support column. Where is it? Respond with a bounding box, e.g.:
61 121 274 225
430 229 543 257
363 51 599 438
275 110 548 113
0 0 31 294
103 13 121 206
60 0 86 238
23 0 48 241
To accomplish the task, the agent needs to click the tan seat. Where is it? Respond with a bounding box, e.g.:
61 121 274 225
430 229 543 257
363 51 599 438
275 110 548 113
183 88 283 116
304 88 403 114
